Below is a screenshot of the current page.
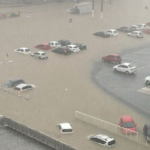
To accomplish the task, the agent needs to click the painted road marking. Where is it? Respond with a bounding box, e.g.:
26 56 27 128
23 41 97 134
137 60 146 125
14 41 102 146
138 86 150 95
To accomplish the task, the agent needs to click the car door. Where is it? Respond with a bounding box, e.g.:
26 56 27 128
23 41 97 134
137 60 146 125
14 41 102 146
34 52 40 58
120 65 127 72
21 49 24 54
16 49 21 53
117 65 124 72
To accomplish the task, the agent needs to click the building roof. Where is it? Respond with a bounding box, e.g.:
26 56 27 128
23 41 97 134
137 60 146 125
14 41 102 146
0 127 54 150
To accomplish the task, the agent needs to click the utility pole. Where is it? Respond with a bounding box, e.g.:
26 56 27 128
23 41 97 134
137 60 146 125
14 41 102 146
92 0 94 17
100 0 104 19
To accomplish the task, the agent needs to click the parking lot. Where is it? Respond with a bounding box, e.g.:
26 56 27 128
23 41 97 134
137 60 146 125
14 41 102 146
95 45 150 115
0 0 150 150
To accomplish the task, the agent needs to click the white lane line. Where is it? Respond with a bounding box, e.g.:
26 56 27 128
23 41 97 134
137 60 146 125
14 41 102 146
137 65 150 71
138 86 150 95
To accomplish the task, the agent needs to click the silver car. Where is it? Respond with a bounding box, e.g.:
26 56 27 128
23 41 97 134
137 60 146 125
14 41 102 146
127 31 143 38
31 51 48 59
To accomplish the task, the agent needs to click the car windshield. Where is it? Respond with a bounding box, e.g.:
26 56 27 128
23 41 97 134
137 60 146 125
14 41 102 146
123 122 135 128
14 87 20 91
42 53 46 55
147 129 150 135
128 64 134 68
108 140 116 146
6 80 13 86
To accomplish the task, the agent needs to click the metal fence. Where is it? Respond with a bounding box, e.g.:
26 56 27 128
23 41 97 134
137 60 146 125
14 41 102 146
75 111 150 147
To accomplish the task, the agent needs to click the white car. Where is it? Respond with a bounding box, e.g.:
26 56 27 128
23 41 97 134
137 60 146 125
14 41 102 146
31 51 48 59
127 31 143 38
67 44 80 53
14 84 36 92
14 47 31 54
145 76 150 85
131 24 147 30
113 63 136 74
89 134 116 147
106 29 118 36
49 41 61 48
57 123 73 134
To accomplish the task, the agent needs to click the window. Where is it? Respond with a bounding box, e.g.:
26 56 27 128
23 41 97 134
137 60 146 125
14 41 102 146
17 49 20 51
25 49 30 52
123 122 135 128
108 140 116 146
62 129 72 133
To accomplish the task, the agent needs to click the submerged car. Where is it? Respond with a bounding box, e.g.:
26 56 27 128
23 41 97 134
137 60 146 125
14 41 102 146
145 76 150 86
35 43 51 50
102 54 122 64
14 47 31 54
14 84 36 92
74 43 87 50
106 29 118 36
142 28 150 34
131 24 147 30
49 41 61 48
52 47 72 55
93 31 110 37
113 63 136 74
57 123 73 134
119 116 137 134
2 78 25 88
89 134 116 147
31 51 48 59
58 40 71 46
127 31 143 38
143 123 150 142
117 26 137 33
67 44 80 53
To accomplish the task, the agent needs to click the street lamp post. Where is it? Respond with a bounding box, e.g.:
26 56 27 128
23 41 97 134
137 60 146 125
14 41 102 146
0 54 13 92
27 11 32 36
100 0 104 19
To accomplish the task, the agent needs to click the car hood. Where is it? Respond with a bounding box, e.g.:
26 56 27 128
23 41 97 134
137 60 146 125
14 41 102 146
147 135 150 141
2 83 11 88
122 127 136 133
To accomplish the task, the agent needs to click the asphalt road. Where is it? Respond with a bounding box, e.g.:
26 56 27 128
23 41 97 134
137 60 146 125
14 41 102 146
95 45 150 115
0 0 150 150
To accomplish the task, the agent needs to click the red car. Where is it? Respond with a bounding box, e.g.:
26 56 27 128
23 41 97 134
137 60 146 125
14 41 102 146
119 116 137 134
146 22 150 26
142 28 150 34
35 43 51 50
102 54 122 64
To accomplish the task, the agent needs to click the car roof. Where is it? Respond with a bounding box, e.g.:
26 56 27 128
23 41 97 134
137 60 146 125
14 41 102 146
121 63 131 66
134 31 142 33
91 134 114 142
50 41 59 43
108 29 117 31
9 78 24 82
109 54 120 56
15 84 28 88
36 51 46 54
59 123 72 130
121 116 134 122
67 44 77 47
20 47 29 49
41 43 49 45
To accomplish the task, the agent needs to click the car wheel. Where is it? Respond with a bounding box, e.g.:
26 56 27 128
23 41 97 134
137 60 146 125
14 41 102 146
146 80 150 86
39 57 41 59
126 71 129 74
114 68 117 72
